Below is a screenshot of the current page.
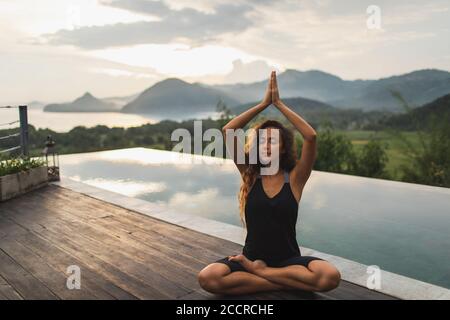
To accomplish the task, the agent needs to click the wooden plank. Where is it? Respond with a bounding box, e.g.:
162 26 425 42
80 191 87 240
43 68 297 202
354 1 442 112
323 281 396 300
5 200 198 288
0 215 135 300
0 275 23 300
21 226 172 299
176 288 286 301
48 185 243 250
44 186 243 254
0 211 30 239
176 289 216 300
5 193 217 291
15 231 140 300
26 185 241 264
50 217 200 291
55 205 221 272
2 210 175 300
266 289 325 300
0 237 97 300
2 202 316 299
45 199 215 271
2 203 188 299
5 188 252 299
0 249 58 299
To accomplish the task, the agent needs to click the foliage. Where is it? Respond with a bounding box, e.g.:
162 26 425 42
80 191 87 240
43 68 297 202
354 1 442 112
0 156 45 177
386 91 450 187
355 139 389 178
313 120 358 174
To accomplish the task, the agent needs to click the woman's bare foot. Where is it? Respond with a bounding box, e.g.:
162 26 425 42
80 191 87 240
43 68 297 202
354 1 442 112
228 254 267 273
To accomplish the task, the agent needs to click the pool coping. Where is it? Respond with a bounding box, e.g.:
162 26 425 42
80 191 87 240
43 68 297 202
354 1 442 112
52 176 450 300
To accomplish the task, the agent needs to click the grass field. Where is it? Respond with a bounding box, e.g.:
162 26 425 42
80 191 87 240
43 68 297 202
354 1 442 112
335 130 424 179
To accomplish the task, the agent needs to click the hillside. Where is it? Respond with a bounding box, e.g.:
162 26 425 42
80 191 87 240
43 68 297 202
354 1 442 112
381 93 450 130
121 78 239 117
41 68 450 116
212 69 450 112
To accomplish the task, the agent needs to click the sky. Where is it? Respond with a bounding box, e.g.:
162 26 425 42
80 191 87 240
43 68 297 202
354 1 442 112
1 0 449 104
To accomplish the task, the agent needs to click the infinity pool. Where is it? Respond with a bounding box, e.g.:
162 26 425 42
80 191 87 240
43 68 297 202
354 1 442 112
59 147 450 289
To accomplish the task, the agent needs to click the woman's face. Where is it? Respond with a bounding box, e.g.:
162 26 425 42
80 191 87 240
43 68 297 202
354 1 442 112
258 127 283 165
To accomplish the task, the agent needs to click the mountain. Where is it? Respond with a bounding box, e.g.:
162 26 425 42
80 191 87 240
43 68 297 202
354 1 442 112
381 93 450 130
102 93 140 110
210 69 366 106
40 68 450 116
331 69 450 111
44 92 117 112
230 96 336 115
229 96 390 130
121 78 239 117
27 101 46 109
211 69 450 112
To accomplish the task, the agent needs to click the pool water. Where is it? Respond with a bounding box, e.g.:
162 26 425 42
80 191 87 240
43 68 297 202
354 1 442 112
59 147 450 289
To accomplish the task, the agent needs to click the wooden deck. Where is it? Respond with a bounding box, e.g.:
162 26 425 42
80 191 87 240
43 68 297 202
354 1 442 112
0 184 397 300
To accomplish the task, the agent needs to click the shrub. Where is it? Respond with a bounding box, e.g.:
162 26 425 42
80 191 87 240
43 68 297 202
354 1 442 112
0 156 46 177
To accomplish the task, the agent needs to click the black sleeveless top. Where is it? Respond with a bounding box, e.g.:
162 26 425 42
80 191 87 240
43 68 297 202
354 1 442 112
242 170 301 262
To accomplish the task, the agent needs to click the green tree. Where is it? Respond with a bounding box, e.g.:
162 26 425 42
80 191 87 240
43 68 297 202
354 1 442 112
313 121 358 174
396 112 450 187
355 139 389 178
388 91 450 187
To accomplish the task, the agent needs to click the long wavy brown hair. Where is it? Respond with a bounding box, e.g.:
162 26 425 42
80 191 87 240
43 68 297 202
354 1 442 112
238 119 297 227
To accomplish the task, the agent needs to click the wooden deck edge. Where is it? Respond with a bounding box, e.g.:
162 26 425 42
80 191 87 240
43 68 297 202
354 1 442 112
51 177 450 300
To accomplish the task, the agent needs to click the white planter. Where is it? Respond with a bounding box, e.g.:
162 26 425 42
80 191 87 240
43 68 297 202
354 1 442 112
0 166 49 202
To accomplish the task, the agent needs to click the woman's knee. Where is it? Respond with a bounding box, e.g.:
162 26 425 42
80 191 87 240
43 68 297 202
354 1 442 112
316 267 341 292
197 264 229 293
308 260 341 292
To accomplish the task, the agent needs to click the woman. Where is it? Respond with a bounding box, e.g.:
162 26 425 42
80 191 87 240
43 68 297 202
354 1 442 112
197 71 341 295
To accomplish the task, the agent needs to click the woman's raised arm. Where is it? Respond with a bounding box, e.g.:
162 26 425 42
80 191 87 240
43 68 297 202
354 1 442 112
222 72 273 175
271 72 317 188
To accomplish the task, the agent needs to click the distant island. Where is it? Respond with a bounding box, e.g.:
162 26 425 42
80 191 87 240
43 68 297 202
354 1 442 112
44 92 120 113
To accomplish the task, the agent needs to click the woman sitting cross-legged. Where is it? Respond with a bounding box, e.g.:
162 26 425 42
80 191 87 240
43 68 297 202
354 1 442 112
197 71 341 296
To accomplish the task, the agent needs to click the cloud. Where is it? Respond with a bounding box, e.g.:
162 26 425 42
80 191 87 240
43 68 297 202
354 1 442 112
186 59 281 84
2 0 450 104
41 1 254 49
222 59 278 83
219 0 449 78
0 43 164 103
100 0 172 17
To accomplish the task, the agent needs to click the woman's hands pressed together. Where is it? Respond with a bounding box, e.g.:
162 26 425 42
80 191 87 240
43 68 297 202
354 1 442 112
261 72 273 107
271 71 282 107
261 70 282 108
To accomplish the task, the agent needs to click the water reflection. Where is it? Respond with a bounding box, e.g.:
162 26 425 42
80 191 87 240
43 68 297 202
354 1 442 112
1 108 156 132
59 147 450 289
1 108 220 132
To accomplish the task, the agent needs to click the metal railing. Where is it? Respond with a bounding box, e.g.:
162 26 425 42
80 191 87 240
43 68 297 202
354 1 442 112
0 105 29 157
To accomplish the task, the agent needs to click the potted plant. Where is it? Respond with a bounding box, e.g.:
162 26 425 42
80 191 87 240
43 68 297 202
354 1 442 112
0 156 48 202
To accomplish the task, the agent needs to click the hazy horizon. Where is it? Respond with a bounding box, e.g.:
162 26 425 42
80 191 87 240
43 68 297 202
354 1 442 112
1 0 449 105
